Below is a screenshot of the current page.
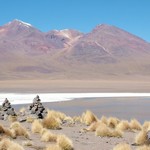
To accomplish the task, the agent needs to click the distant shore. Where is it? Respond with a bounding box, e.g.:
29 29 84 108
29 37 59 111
1 79 150 93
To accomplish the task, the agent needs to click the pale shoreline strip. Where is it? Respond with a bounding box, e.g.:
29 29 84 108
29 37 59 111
0 93 150 105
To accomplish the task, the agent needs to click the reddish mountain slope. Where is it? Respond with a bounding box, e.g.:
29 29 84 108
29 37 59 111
0 20 150 79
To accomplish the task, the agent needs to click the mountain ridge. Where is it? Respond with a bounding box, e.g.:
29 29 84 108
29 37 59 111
0 19 150 80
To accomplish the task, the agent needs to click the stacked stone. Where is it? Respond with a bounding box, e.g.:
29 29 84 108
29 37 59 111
0 98 16 120
28 95 47 119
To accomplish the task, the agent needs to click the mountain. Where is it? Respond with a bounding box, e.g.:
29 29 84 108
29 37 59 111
66 24 150 62
0 19 150 80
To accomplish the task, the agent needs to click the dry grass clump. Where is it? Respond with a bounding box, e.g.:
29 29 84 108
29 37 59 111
107 117 120 128
57 135 74 150
113 143 132 150
41 129 57 142
31 119 43 134
0 124 13 137
136 145 150 150
135 129 148 145
10 122 29 139
143 122 150 131
45 145 61 150
0 124 6 133
8 115 18 122
19 107 26 114
26 116 35 123
73 116 81 123
86 121 105 132
100 116 108 125
81 110 98 126
95 124 123 138
42 116 62 130
116 120 131 131
95 123 108 137
64 116 74 124
130 119 142 131
47 110 66 121
22 140 33 146
0 138 24 150
40 128 48 135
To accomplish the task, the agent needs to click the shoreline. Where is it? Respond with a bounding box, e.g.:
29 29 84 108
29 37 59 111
1 79 150 93
1 93 150 105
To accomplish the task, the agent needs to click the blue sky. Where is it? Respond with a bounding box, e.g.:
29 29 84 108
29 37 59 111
0 0 150 41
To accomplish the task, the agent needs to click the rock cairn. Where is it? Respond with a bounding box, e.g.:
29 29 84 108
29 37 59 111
28 95 47 119
0 98 16 120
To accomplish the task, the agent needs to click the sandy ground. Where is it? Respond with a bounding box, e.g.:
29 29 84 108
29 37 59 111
0 119 137 150
0 97 146 149
1 79 150 92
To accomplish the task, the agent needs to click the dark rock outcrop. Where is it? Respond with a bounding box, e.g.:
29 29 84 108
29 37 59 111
28 95 47 119
0 98 17 120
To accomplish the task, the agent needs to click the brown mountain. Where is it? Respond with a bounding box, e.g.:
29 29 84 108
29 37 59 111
0 20 150 80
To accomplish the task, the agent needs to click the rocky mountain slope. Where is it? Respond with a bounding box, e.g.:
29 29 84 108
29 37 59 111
0 19 150 80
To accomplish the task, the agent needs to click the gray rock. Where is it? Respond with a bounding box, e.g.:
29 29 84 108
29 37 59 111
36 110 41 116
30 114 38 119
0 114 4 120
28 105 33 110
38 107 45 113
42 109 47 114
4 102 11 108
38 103 43 108
18 117 27 122
33 95 41 103
41 112 47 118
4 114 8 120
7 108 16 116
31 107 37 114
2 107 8 111
24 95 47 119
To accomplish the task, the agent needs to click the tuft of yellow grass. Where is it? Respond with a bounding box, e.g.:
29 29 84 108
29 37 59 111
19 107 26 114
42 116 62 130
41 130 57 142
81 110 98 126
64 116 74 124
45 145 61 150
73 116 81 123
0 124 13 138
135 130 148 145
31 119 43 134
143 122 150 131
46 110 66 121
22 140 33 146
136 145 150 150
113 143 132 150
0 138 24 150
26 116 35 123
116 120 131 131
107 117 120 128
95 124 123 138
111 129 123 138
100 116 108 125
8 115 18 122
57 135 74 150
130 119 142 131
10 122 30 139
87 121 105 132
40 128 48 135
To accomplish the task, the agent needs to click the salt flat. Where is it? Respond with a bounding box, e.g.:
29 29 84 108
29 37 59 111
1 93 150 105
